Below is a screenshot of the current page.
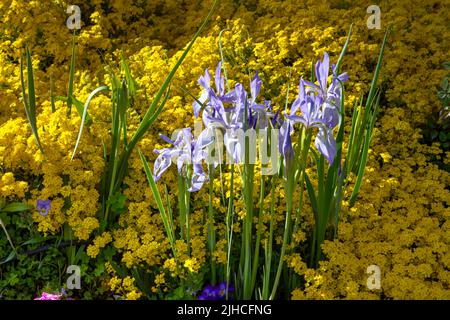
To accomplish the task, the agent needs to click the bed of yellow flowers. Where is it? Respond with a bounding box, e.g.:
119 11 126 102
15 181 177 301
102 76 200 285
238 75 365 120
0 0 449 300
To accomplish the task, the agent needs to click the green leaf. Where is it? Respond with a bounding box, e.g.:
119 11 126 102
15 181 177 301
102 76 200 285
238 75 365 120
365 29 389 109
349 130 371 207
119 80 128 148
441 78 449 90
431 130 438 140
304 172 318 221
20 235 56 246
73 245 87 265
127 0 219 153
20 46 44 154
2 202 33 212
0 250 16 265
55 95 68 102
71 85 109 160
139 149 176 256
179 86 206 113
67 34 77 117
107 192 127 214
120 53 139 97
94 261 105 277
72 96 93 125
334 24 353 75
439 131 447 142
0 217 17 254
218 28 231 91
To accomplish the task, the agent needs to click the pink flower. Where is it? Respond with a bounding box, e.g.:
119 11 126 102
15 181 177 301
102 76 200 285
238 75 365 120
34 292 61 300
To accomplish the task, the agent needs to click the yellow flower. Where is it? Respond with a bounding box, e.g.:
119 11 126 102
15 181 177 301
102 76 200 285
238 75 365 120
184 258 200 273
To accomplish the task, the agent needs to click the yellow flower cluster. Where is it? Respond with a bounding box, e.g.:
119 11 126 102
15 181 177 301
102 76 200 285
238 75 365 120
87 232 112 258
0 0 448 299
108 275 143 300
0 172 28 199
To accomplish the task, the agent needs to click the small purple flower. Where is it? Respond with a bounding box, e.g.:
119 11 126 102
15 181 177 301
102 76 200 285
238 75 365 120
198 284 217 300
36 199 51 217
216 282 234 298
198 282 234 300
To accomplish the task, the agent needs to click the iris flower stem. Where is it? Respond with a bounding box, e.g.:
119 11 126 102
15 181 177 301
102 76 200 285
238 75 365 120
251 173 265 293
0 218 17 255
314 155 326 266
102 86 124 232
261 179 276 299
177 175 186 243
225 164 235 300
178 175 191 255
241 99 255 300
270 123 301 299
208 165 217 285
292 130 312 238
184 171 191 256
270 173 294 300
242 162 255 299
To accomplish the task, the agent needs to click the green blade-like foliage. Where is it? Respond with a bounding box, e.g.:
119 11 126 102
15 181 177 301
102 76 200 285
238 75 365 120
0 250 16 265
2 202 33 212
304 172 318 222
349 91 382 206
71 85 109 160
365 29 389 109
67 35 76 117
120 53 139 98
72 96 93 125
139 149 176 256
334 24 353 75
348 29 389 207
127 0 219 153
20 46 44 154
119 80 129 148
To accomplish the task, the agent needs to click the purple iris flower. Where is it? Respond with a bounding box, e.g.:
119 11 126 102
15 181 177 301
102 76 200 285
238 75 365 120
193 62 235 118
279 121 294 171
36 199 51 216
315 127 337 166
250 99 275 130
194 66 277 164
198 81 249 164
153 128 214 192
305 52 348 100
250 71 262 106
286 81 337 165
285 52 348 165
247 72 276 130
304 52 348 130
